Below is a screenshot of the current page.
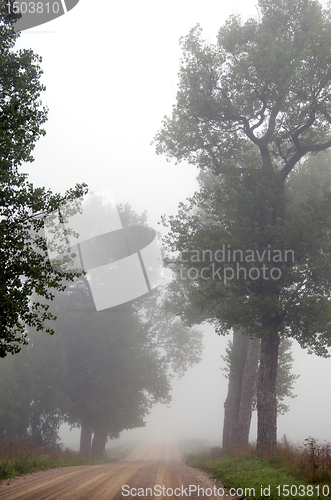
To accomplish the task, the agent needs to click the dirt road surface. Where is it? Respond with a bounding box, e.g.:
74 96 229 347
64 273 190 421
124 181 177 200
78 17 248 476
0 442 233 500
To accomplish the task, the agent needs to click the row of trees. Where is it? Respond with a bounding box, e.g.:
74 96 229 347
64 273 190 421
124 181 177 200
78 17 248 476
3 0 331 459
0 5 203 456
0 198 203 456
0 270 202 457
155 0 331 455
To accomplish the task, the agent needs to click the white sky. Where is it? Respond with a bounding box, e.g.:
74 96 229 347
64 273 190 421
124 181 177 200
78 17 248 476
14 0 331 448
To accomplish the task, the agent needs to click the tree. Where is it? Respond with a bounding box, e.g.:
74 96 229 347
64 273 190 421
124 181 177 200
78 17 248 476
222 332 298 448
0 202 203 456
6 277 202 457
50 202 203 457
222 327 251 449
160 152 331 455
164 150 331 452
54 279 171 457
0 5 87 356
154 0 331 454
0 321 68 445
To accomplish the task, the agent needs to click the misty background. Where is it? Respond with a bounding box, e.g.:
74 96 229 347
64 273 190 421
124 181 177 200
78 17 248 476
14 0 331 448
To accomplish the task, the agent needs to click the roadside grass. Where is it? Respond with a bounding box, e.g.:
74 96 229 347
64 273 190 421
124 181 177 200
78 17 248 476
0 436 131 481
186 437 331 499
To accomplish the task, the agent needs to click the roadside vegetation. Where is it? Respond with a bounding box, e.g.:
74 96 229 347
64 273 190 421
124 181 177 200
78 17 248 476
0 436 133 481
185 437 331 499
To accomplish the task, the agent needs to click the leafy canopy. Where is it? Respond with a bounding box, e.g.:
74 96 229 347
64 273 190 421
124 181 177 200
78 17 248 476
155 0 331 187
0 4 87 356
155 0 331 356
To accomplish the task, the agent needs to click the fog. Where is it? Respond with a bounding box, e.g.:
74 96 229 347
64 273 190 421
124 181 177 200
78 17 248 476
59 324 331 450
123 335 331 445
12 0 331 449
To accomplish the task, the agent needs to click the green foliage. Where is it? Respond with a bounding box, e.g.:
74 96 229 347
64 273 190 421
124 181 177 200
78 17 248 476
274 339 299 414
54 279 172 438
155 0 331 179
155 0 331 353
0 3 45 167
0 179 88 357
162 150 331 354
0 201 203 446
0 3 88 355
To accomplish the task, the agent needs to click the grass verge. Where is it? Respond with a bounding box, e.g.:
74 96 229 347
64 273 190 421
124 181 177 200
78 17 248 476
186 438 331 499
0 436 129 481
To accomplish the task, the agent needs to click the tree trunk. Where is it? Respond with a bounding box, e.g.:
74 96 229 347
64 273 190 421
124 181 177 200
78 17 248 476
80 417 93 456
236 337 260 446
256 332 279 456
91 428 108 458
222 327 249 449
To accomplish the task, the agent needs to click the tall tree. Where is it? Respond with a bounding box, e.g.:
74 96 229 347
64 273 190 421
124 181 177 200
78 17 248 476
0 4 87 355
154 0 331 454
53 263 202 455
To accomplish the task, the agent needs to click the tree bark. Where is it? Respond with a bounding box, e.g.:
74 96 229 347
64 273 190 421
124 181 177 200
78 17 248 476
222 327 249 449
256 332 279 456
80 417 93 456
91 428 108 458
236 337 260 446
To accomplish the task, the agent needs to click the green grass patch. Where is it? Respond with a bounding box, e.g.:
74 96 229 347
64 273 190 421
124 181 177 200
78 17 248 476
0 436 123 481
188 455 331 499
185 438 331 498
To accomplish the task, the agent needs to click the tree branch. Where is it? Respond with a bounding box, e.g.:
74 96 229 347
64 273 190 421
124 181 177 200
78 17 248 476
279 137 331 185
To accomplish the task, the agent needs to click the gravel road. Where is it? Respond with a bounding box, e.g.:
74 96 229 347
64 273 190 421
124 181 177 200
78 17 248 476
0 442 232 499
